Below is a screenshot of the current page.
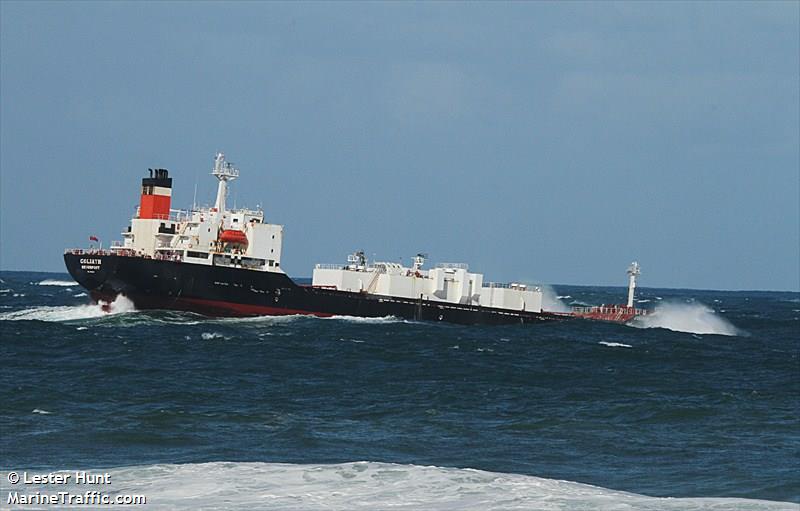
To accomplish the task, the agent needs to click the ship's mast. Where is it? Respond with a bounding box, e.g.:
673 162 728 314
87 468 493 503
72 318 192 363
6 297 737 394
626 261 641 308
212 152 239 213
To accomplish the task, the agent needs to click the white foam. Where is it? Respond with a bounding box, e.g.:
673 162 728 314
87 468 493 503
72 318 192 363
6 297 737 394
326 315 402 324
599 341 633 348
541 285 570 313
200 332 226 340
5 461 791 510
212 314 306 325
31 409 52 415
211 313 402 326
0 295 136 322
36 279 78 286
73 292 88 297
629 302 742 336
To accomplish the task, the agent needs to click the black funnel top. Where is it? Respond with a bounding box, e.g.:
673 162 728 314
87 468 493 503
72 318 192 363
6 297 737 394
142 168 172 188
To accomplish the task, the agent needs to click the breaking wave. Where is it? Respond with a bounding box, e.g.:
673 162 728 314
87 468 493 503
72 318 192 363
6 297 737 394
541 285 570 313
36 279 78 286
0 295 135 322
629 302 742 336
4 461 791 510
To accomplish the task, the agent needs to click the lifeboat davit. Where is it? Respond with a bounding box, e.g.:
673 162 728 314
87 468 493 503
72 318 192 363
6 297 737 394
219 229 248 247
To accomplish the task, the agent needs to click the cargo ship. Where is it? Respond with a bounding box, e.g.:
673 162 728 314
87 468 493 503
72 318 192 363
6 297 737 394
64 152 647 325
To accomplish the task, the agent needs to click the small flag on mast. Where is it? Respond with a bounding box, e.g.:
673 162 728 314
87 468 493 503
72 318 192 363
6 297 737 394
89 235 99 242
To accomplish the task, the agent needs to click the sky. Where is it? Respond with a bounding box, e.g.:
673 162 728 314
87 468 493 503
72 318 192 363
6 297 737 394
1 1 798 291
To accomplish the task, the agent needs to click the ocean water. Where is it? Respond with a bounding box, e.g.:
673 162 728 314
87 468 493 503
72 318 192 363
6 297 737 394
1 271 798 510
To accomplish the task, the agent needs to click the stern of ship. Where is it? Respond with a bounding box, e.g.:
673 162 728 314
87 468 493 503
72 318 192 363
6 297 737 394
63 250 128 302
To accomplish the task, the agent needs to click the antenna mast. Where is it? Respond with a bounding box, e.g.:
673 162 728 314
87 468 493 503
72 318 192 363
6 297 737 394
626 261 641 308
211 152 239 213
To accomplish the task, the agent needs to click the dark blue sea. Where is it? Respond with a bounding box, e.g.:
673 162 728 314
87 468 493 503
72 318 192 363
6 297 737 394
1 271 798 510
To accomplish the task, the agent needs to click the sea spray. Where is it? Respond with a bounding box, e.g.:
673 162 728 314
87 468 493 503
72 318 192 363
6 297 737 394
541 284 570 313
629 302 742 336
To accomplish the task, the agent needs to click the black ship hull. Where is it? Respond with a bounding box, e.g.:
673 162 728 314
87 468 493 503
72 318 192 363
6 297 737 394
64 253 563 325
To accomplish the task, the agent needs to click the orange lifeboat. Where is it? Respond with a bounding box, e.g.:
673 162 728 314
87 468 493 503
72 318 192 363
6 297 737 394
219 229 248 247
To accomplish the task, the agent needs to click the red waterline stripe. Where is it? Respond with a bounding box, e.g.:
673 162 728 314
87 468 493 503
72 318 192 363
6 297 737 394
91 291 334 318
167 297 335 318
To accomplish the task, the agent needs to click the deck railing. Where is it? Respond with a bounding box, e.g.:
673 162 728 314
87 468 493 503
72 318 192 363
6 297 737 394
64 248 182 261
435 263 469 270
571 305 649 316
133 207 191 222
483 282 539 291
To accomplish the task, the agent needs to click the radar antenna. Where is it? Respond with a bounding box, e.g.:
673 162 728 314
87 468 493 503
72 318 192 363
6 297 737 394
412 253 428 271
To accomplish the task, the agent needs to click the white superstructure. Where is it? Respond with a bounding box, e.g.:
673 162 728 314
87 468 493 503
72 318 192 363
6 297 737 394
113 153 285 272
313 252 545 313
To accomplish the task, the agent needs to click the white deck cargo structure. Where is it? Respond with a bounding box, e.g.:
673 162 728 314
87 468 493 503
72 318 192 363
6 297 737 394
313 252 543 313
